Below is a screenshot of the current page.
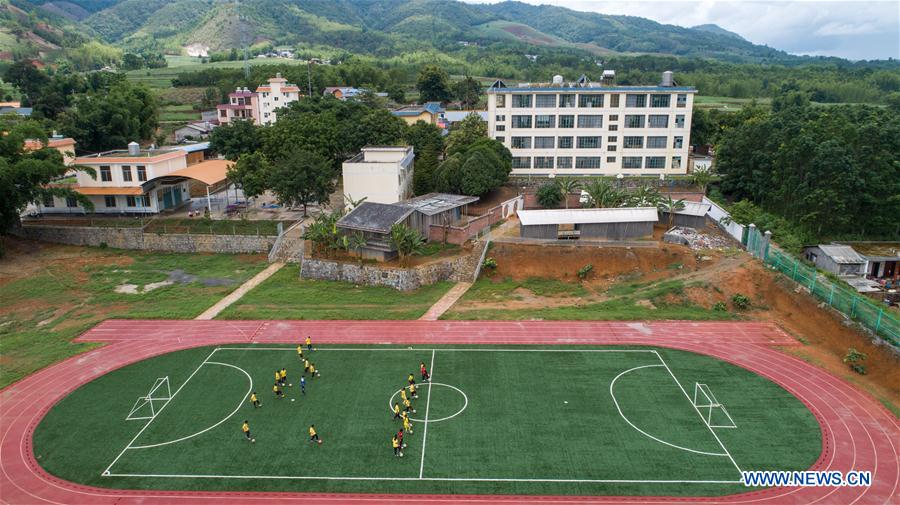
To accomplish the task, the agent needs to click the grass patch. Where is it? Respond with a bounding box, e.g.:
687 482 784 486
0 247 267 388
442 299 731 321
144 219 293 236
463 276 589 301
218 265 454 320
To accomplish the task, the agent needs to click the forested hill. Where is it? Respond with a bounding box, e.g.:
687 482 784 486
11 0 852 64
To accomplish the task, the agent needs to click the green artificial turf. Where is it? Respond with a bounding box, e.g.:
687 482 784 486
33 344 821 496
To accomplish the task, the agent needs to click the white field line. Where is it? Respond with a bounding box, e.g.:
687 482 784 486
608 364 727 457
104 473 742 484
102 348 219 476
653 351 743 475
129 362 253 450
418 349 436 479
212 347 659 353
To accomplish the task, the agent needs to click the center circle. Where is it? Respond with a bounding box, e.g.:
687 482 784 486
388 383 468 423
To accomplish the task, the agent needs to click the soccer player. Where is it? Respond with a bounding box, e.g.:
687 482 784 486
242 420 252 441
420 362 430 382
392 435 402 457
280 368 288 386
299 375 306 394
402 414 413 434
403 397 415 414
273 383 284 399
407 373 415 386
297 345 304 360
393 402 401 419
400 387 408 403
398 428 406 448
306 336 312 352
249 391 261 408
309 363 317 377
409 383 418 399
309 424 321 444
303 359 311 375
274 369 281 386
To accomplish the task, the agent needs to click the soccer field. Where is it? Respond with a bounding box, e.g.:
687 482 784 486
33 344 821 496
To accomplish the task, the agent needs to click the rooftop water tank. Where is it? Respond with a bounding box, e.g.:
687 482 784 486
127 141 140 156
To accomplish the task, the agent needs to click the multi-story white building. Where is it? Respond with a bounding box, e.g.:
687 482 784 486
216 73 302 126
342 146 414 207
487 72 696 177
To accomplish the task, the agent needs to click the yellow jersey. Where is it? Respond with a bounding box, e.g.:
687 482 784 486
400 389 407 401
242 423 249 433
297 345 303 355
305 337 311 346
400 411 408 421
309 426 316 437
273 384 280 393
403 418 411 430
304 359 310 368
409 384 416 394
309 365 316 374
250 394 257 403
393 403 400 414
403 398 411 408
392 437 399 448
280 369 287 379
408 374 414 383
275 371 280 381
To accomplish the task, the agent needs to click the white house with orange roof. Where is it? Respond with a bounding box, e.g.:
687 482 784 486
216 73 302 126
23 134 77 166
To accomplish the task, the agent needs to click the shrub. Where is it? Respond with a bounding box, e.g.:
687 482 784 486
712 301 727 312
482 256 498 274
577 264 593 280
843 348 867 375
536 182 562 209
731 293 751 310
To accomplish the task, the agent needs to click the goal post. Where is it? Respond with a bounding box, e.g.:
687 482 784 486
693 383 737 429
125 377 171 421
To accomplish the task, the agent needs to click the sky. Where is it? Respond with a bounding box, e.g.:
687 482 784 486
462 0 900 60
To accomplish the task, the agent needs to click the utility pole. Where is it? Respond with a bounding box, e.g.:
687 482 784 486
306 60 313 96
235 0 249 78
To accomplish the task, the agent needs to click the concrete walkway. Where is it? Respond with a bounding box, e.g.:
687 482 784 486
419 281 472 321
195 262 285 320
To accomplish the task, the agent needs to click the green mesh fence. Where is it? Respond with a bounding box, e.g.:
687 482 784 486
765 246 900 347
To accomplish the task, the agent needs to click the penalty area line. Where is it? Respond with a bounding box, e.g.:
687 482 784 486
103 473 742 484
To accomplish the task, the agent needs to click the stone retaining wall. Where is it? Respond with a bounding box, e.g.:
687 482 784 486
300 241 486 291
13 225 277 254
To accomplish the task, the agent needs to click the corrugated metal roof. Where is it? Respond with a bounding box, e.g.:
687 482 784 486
172 142 211 153
672 201 711 217
337 202 414 234
818 245 865 264
444 111 487 122
396 193 478 216
517 207 659 226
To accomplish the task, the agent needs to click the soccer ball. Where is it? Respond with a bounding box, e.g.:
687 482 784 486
291 399 295 402
289 383 293 387
251 439 256 443
399 452 404 457
317 440 323 445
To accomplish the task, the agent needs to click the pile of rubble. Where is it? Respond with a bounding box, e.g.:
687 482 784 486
663 226 735 251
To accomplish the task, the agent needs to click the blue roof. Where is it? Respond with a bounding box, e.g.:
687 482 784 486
0 106 33 116
172 142 211 153
486 86 696 93
423 101 445 114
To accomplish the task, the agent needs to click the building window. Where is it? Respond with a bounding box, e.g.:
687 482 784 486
677 94 687 108
511 136 532 149
496 125 506 132
577 136 601 149
606 156 617 163
535 94 556 108
535 115 555 128
672 156 682 169
622 156 643 169
646 136 667 148
578 94 603 108
646 156 666 169
66 196 78 208
100 166 112 182
557 157 572 168
137 166 147 181
577 115 602 128
496 94 506 107
104 196 116 208
512 94 533 108
534 156 554 169
675 115 685 128
623 136 644 149
607 135 618 143
625 94 647 107
673 136 683 149
42 195 54 207
609 145 619 152
609 125 618 131
534 136 555 149
512 115 532 128
575 156 602 169
648 115 669 128
558 115 574 128
558 94 576 107
511 157 531 169
495 114 505 121
122 166 132 182
609 114 618 121
610 94 620 107
495 136 505 143
625 115 645 128
126 196 136 207
220 109 227 117
557 136 573 149
650 94 671 107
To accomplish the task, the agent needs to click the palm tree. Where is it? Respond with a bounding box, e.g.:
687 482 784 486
389 223 425 266
690 167 714 195
658 195 686 229
554 177 582 209
582 179 625 208
626 185 661 207
346 231 368 264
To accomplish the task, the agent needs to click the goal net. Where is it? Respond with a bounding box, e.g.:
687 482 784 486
126 377 172 421
693 383 737 429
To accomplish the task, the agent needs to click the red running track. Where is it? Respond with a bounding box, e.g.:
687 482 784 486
1 320 897 504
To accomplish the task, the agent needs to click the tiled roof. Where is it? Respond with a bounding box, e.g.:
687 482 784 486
337 202 414 234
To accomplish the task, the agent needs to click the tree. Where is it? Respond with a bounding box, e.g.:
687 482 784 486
268 149 335 217
386 85 405 103
658 196 686 228
56 81 158 151
413 144 439 195
226 152 270 200
389 223 425 266
403 120 444 158
416 65 451 103
210 120 262 161
432 139 511 197
554 177 581 209
536 182 562 209
122 53 144 71
345 232 368 264
626 185 661 207
445 113 487 156
582 179 625 208
453 76 482 108
0 121 93 244
689 166 714 194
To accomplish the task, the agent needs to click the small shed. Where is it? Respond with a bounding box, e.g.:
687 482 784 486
396 193 478 236
517 207 658 240
802 244 866 276
336 202 415 261
661 201 711 229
